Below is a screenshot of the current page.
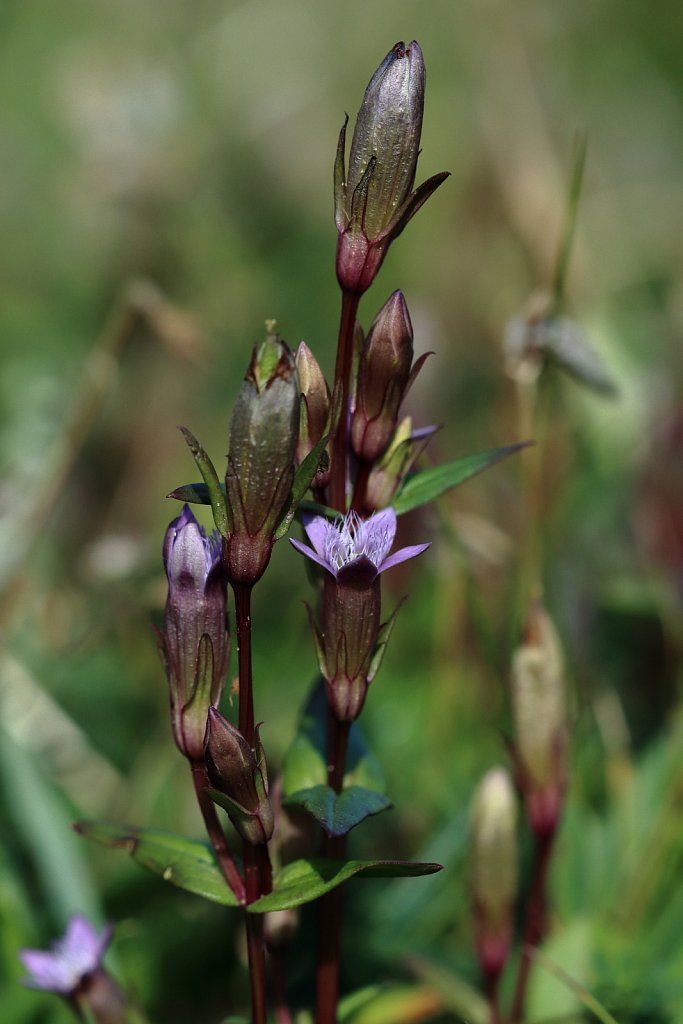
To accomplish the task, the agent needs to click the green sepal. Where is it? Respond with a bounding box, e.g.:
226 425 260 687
178 427 232 536
367 598 405 685
282 681 385 797
73 821 239 906
334 116 349 232
274 431 331 540
167 481 223 505
392 442 529 515
247 856 442 913
284 784 391 838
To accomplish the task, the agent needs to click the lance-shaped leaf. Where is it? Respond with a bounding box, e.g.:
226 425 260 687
392 442 529 516
284 784 392 838
73 821 239 907
247 857 442 913
75 821 440 913
179 427 231 536
274 431 332 540
167 481 223 505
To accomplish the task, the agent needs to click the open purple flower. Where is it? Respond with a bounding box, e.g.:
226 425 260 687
291 509 428 721
20 916 112 994
290 507 429 586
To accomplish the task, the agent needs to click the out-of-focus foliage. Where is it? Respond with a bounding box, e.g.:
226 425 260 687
2 0 683 1021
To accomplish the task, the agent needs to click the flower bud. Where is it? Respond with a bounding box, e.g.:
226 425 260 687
295 341 331 488
352 291 414 462
160 506 229 761
334 42 449 295
511 602 568 837
470 768 518 982
365 417 439 511
225 326 299 585
206 708 274 845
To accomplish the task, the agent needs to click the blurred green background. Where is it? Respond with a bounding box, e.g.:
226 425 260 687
2 0 683 1021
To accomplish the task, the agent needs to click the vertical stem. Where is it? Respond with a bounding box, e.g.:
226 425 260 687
329 290 361 511
315 717 351 1024
350 460 371 514
190 760 246 904
232 581 269 1024
234 584 255 746
509 828 556 1023
486 976 502 1024
272 952 294 1024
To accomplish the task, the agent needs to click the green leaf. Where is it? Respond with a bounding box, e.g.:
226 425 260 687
392 443 528 515
248 857 442 913
284 784 392 837
179 426 232 536
274 431 331 540
282 681 385 797
167 481 222 505
74 821 239 907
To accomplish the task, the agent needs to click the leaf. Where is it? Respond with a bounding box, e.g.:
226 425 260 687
284 785 392 837
167 481 220 504
392 443 528 515
274 431 331 540
542 317 617 395
178 427 231 535
282 681 385 797
74 821 239 907
248 857 442 913
527 945 620 1024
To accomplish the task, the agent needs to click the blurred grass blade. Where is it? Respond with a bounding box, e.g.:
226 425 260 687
526 946 620 1024
393 443 528 515
339 983 445 1023
0 728 102 924
551 133 588 312
74 821 239 907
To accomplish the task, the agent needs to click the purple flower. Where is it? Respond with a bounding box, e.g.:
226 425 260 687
161 504 229 760
289 507 429 586
291 508 428 721
20 916 112 994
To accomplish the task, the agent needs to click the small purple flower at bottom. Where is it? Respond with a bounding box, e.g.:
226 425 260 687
20 916 112 994
290 507 429 585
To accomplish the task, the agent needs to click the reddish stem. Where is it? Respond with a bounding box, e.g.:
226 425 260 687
509 828 556 1023
314 717 351 1024
190 760 246 904
350 459 371 514
272 952 294 1024
329 290 360 511
233 581 270 1024
234 584 255 745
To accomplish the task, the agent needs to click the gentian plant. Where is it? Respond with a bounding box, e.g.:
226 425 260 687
21 37 584 1024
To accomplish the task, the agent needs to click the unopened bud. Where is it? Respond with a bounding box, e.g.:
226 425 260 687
352 291 414 462
471 768 518 981
225 327 299 585
160 506 229 761
335 42 449 295
347 42 424 241
295 341 331 487
206 709 274 845
511 603 568 837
